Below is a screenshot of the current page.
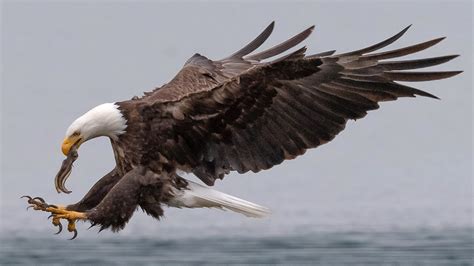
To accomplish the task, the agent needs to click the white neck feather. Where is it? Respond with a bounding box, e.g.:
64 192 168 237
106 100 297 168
66 103 127 141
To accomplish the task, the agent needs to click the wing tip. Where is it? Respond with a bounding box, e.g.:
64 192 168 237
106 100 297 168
338 24 412 57
432 36 447 44
444 54 460 61
420 91 440 100
268 20 276 30
449 70 464 76
300 25 316 38
246 24 315 61
401 24 412 34
385 70 463 82
438 70 464 78
226 20 277 59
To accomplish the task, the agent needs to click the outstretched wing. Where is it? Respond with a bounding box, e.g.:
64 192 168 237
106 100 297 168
138 23 461 186
145 21 317 103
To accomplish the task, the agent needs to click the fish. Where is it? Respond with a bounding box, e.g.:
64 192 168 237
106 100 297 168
54 143 79 194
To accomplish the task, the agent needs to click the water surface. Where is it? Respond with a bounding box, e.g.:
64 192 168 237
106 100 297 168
1 228 472 265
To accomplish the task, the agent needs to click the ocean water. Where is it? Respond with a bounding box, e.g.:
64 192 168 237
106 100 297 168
1 228 472 265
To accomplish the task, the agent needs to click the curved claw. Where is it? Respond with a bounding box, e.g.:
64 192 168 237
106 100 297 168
26 205 34 211
47 204 58 209
33 197 45 203
69 229 78 240
47 214 54 220
21 195 32 200
54 222 63 235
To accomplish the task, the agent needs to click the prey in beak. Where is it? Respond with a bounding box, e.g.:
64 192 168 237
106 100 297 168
55 141 80 194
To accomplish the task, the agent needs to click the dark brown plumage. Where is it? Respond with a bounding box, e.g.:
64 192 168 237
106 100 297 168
114 22 460 187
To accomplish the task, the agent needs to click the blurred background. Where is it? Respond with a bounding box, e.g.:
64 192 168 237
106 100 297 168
1 1 472 264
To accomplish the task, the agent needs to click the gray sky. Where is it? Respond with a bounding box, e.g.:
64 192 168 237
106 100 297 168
1 1 472 239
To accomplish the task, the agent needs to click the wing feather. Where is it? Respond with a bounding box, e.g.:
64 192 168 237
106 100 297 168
227 21 275 59
379 55 459 70
246 25 315 61
383 71 463 81
338 25 411 56
362 37 446 60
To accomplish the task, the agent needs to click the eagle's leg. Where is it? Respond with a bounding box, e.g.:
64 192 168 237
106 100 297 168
22 168 120 212
21 169 122 239
85 167 162 232
23 167 160 237
66 168 121 212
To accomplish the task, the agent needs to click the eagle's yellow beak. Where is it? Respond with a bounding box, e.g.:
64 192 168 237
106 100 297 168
62 135 82 155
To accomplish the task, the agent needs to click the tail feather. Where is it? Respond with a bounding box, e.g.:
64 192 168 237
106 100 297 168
168 180 270 218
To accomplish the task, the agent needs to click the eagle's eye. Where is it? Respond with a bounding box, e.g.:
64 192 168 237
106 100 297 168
71 131 80 137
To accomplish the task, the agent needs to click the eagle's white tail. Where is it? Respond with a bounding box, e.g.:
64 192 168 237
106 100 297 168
167 179 270 218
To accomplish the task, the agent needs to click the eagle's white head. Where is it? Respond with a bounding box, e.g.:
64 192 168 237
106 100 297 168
62 103 127 155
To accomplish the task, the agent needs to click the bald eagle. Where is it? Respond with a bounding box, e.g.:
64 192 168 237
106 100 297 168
24 22 461 239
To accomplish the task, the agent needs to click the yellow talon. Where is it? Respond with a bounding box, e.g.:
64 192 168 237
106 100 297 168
46 209 87 239
23 196 87 239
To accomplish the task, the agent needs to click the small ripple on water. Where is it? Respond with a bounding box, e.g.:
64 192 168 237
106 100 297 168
1 228 473 265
